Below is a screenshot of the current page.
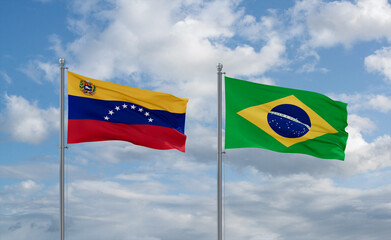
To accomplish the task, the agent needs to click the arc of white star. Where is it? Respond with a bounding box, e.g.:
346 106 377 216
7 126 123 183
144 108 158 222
145 112 149 116
115 106 120 111
138 108 143 112
122 104 128 109
108 110 114 115
131 105 136 109
104 116 109 120
148 118 153 122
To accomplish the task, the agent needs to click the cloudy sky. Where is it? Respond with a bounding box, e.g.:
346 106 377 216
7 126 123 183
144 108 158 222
1 0 391 239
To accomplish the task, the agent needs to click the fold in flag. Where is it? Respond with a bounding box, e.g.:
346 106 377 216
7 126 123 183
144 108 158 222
67 71 188 152
225 77 348 160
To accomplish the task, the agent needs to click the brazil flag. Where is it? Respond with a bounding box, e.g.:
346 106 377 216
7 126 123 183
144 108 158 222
225 77 348 160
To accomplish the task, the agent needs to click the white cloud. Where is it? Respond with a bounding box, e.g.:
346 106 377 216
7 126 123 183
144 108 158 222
221 36 286 76
0 162 59 180
347 114 376 135
115 173 157 181
63 179 216 240
224 174 391 240
2 170 391 240
365 46 391 83
0 94 59 144
19 60 58 83
368 94 391 113
289 0 391 78
0 70 12 83
326 113 391 175
295 0 391 48
297 61 329 73
4 180 43 196
333 93 391 113
345 115 391 174
56 0 286 87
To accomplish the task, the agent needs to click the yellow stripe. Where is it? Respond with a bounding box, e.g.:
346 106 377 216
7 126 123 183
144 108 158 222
67 71 188 113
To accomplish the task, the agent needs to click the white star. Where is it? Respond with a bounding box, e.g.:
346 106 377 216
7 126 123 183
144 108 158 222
115 106 120 111
148 118 153 122
104 116 109 120
122 104 128 109
108 110 114 115
138 108 143 112
131 105 136 109
145 112 149 116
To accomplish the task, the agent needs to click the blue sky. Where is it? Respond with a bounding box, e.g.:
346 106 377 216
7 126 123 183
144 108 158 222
1 0 391 239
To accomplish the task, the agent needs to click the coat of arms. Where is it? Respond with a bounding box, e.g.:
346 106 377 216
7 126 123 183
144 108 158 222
79 80 96 95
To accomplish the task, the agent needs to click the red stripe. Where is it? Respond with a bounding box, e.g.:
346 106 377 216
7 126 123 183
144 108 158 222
67 119 186 152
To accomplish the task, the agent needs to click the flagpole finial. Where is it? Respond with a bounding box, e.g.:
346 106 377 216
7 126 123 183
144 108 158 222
59 58 65 65
217 63 223 72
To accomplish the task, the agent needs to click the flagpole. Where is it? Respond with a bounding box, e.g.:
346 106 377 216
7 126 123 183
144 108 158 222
217 63 223 240
59 58 65 240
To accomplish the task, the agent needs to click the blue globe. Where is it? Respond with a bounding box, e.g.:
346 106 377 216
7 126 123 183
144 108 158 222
267 104 311 138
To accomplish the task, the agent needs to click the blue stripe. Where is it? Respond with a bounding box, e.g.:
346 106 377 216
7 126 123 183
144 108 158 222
68 95 186 134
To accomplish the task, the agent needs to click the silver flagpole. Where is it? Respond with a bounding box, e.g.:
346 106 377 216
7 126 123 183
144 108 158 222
59 58 65 240
217 63 223 240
